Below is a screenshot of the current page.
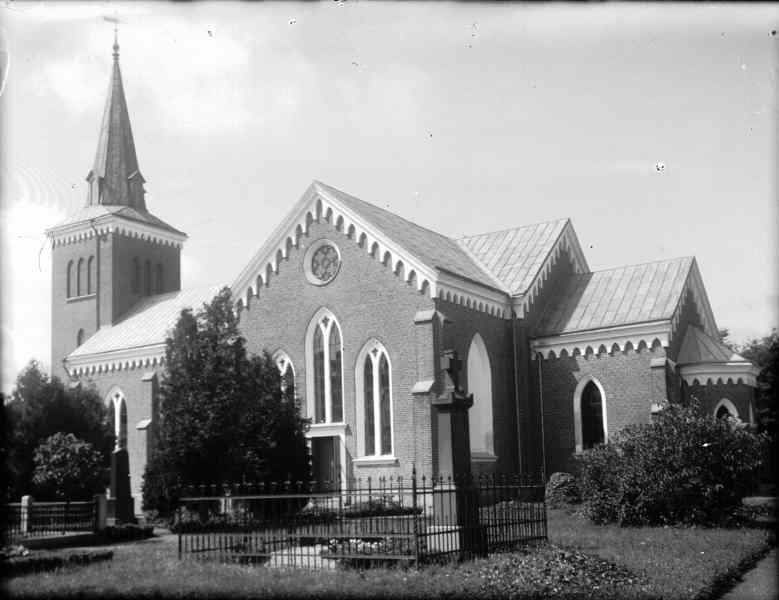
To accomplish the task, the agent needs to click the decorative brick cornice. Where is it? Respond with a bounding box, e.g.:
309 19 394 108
530 320 670 360
233 182 513 319
680 362 759 387
46 214 186 248
65 343 166 377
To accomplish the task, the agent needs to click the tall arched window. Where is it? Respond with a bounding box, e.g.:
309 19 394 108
132 258 140 293
467 333 494 456
356 340 394 457
76 329 85 347
144 260 152 296
66 260 74 298
305 309 344 424
87 256 95 294
574 377 608 452
155 264 164 294
106 388 128 451
274 351 296 400
76 258 84 296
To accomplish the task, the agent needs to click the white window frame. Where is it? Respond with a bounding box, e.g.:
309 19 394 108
714 398 740 421
466 332 496 460
354 339 395 459
573 376 608 453
106 386 128 451
304 308 344 424
273 350 296 397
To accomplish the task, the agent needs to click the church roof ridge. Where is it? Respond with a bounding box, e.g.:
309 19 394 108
457 217 571 241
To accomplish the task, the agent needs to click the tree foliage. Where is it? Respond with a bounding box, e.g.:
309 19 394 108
575 401 767 526
142 287 310 515
736 328 778 436
32 433 106 500
2 361 114 500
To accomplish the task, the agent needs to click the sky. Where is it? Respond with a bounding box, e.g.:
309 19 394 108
1 2 777 394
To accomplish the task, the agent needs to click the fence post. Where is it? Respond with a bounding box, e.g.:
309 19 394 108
93 494 107 531
412 468 420 566
21 495 33 535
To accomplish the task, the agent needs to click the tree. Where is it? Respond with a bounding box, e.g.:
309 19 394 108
735 329 778 436
142 287 309 514
3 361 114 499
32 433 106 500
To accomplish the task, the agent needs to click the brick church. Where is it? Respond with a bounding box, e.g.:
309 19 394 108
46 40 760 507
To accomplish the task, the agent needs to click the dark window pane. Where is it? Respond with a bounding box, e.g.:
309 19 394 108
144 260 151 296
329 325 342 422
581 382 604 449
282 369 294 401
314 327 325 423
379 353 391 455
119 400 128 450
364 357 374 455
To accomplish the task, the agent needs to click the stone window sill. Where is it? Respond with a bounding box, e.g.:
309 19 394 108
353 456 399 467
67 293 96 303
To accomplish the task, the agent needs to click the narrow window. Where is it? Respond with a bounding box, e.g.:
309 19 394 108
144 260 151 296
329 325 343 423
66 260 74 298
87 256 95 294
466 333 494 456
76 329 84 347
581 381 605 449
77 258 84 296
132 258 140 293
357 340 393 457
108 389 128 452
274 352 296 400
306 310 344 425
313 326 325 422
363 357 375 453
155 264 163 294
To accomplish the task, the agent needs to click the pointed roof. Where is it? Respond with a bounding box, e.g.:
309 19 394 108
534 257 696 336
458 219 589 297
677 325 750 365
86 32 146 210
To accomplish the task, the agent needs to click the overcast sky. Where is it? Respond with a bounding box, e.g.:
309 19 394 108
1 2 777 393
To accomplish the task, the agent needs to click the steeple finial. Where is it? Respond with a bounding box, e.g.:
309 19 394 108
112 23 119 61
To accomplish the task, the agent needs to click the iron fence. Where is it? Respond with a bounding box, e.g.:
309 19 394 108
3 500 97 545
174 472 546 569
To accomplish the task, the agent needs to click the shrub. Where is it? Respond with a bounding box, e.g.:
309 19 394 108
31 433 106 500
575 401 768 526
545 472 580 508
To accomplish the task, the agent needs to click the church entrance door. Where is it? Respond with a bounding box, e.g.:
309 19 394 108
311 436 340 492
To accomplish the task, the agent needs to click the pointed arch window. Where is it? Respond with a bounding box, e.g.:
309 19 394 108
155 264 164 294
107 388 128 451
714 398 740 421
306 310 344 424
574 377 608 452
87 256 95 294
467 333 494 457
66 261 74 298
274 351 296 400
144 260 152 296
76 258 85 296
132 258 140 293
356 340 393 457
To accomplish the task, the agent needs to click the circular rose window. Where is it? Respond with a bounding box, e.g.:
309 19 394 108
304 239 341 285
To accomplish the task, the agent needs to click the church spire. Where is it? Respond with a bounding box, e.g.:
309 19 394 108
86 28 146 210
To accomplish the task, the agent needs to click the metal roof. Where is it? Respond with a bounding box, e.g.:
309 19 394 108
68 285 223 359
315 181 508 291
457 219 571 296
534 257 694 335
677 325 750 365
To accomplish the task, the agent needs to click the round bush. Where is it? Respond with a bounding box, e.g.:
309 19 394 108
545 472 580 508
574 401 768 526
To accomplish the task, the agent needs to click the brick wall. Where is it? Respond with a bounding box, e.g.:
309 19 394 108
237 218 434 480
539 343 665 475
434 298 517 475
78 367 161 506
685 381 755 423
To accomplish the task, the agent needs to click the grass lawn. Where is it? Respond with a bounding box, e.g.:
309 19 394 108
4 512 774 599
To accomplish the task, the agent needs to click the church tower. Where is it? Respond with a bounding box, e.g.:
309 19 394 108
46 33 187 380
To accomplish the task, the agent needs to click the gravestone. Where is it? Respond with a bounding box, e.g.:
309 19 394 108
110 449 135 523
